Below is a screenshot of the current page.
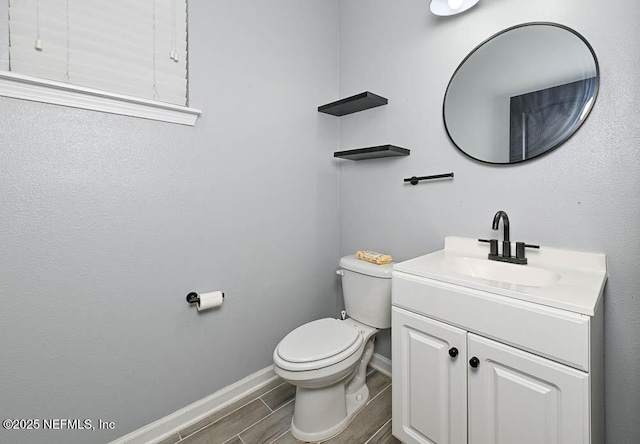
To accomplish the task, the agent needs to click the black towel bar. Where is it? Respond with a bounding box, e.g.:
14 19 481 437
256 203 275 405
404 172 454 185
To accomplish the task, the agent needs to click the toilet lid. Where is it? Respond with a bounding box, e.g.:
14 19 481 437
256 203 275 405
277 318 362 364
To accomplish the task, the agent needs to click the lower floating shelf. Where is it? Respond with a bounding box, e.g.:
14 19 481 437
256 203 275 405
334 145 410 161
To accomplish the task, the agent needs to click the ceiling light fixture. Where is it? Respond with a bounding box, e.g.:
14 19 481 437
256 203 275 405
430 0 480 16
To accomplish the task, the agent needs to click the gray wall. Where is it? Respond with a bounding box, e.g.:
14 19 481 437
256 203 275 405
339 0 640 441
0 1 340 443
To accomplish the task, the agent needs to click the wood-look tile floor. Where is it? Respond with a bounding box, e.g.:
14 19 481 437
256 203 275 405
159 369 399 444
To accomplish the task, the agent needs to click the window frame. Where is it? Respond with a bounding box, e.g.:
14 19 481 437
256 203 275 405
0 1 200 126
0 71 200 125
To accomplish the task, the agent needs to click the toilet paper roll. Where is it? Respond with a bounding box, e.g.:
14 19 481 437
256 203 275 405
197 291 224 311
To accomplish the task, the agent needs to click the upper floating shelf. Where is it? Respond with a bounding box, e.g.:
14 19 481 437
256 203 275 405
334 145 410 161
318 92 388 116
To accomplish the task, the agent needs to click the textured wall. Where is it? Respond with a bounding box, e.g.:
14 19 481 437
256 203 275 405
0 1 340 443
339 0 640 441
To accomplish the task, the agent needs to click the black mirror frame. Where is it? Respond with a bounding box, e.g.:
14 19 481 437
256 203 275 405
442 22 600 165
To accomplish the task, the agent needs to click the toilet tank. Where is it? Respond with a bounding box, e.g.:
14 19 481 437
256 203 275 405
339 255 393 329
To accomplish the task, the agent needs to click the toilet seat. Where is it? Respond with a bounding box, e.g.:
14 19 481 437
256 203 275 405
274 318 364 372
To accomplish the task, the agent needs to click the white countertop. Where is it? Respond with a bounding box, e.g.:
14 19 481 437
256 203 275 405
393 236 607 316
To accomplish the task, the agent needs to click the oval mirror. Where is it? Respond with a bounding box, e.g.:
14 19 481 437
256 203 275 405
443 23 599 164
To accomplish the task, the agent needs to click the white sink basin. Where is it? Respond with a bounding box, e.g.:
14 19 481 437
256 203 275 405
393 236 607 315
439 256 561 287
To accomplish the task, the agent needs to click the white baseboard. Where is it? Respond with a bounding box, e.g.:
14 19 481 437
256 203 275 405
370 352 392 378
110 366 278 444
111 354 393 444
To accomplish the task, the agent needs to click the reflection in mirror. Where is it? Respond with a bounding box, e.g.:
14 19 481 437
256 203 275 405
443 23 599 164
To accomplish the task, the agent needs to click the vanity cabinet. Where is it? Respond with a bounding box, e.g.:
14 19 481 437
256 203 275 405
467 333 589 444
391 272 604 444
392 307 468 444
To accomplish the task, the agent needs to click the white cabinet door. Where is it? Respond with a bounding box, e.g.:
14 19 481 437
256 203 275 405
392 307 467 444
467 333 590 444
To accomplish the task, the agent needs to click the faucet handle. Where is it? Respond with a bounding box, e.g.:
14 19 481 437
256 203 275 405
516 242 540 260
478 238 499 256
490 239 498 256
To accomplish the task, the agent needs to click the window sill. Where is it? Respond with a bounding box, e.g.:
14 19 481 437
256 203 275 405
0 72 201 126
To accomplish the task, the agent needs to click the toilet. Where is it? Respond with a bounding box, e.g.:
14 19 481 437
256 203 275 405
272 254 392 442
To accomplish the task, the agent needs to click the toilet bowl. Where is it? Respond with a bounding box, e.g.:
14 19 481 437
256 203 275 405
273 318 377 442
272 254 393 442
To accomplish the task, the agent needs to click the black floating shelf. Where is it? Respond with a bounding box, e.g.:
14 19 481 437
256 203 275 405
318 92 388 116
334 145 410 161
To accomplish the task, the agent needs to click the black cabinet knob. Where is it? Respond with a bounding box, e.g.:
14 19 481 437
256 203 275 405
469 357 480 368
449 347 459 358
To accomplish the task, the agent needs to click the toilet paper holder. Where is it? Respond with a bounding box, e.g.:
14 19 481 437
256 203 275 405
186 291 225 305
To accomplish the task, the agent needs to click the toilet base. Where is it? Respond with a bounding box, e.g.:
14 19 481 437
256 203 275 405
290 383 369 442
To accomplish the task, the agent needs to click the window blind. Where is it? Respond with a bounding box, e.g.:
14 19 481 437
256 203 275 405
8 0 188 106
0 1 9 70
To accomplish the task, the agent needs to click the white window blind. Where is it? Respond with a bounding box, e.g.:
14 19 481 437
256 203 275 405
7 0 188 106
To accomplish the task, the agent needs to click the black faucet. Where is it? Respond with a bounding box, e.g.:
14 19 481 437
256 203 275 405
479 210 540 265
492 210 511 258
